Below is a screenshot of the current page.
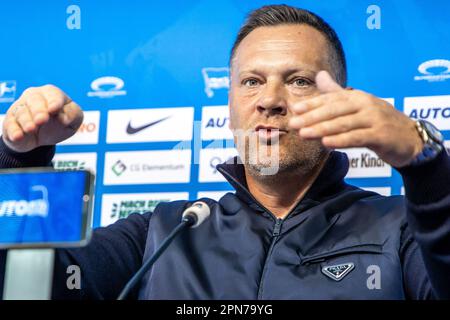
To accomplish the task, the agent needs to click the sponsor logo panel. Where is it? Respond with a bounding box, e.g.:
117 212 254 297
199 148 238 182
59 111 100 145
101 192 188 226
52 152 97 174
404 95 450 130
103 150 191 185
201 105 233 140
107 107 194 143
339 148 392 178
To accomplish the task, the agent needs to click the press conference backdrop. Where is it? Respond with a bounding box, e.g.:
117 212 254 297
0 0 449 228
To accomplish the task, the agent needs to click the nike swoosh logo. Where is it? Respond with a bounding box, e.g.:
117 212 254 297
126 116 171 134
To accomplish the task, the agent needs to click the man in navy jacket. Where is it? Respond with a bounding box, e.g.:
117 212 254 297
0 5 449 299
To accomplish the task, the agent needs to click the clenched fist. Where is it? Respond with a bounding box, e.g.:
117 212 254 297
2 85 84 153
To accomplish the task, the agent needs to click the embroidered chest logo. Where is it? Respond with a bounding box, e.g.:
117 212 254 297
321 262 355 281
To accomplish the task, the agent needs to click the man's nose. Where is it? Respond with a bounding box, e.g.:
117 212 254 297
256 82 288 116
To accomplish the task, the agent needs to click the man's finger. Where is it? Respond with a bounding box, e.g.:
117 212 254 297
316 70 343 93
289 101 359 129
321 128 374 149
290 91 338 114
25 92 50 125
3 117 25 142
57 101 83 128
298 113 371 139
13 104 36 134
39 85 70 114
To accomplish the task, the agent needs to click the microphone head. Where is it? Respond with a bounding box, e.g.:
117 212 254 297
182 201 210 228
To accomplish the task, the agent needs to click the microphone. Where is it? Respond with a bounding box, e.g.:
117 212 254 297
117 201 210 300
182 201 210 228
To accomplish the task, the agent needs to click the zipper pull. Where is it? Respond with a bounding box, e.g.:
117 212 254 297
272 219 283 237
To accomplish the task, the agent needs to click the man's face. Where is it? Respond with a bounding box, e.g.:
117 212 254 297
229 24 332 176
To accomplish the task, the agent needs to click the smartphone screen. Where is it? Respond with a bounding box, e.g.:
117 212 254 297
0 168 94 248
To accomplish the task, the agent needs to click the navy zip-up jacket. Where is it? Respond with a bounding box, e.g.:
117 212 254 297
0 139 449 299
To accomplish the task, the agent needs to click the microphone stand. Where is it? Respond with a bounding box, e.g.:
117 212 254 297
117 215 195 300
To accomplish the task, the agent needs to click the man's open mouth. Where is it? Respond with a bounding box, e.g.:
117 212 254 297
254 125 288 141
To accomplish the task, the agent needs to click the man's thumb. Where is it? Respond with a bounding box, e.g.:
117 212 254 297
316 70 342 93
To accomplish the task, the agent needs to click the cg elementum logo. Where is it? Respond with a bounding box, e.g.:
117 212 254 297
111 160 127 176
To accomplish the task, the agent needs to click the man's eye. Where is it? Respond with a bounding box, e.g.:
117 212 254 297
291 78 311 87
243 79 260 87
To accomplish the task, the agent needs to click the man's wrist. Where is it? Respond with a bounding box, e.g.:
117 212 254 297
397 149 450 205
0 136 56 168
406 120 445 167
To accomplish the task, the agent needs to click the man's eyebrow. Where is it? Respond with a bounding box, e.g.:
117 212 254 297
238 68 317 77
281 68 317 77
237 69 265 77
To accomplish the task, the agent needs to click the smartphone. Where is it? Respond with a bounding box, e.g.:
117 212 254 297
0 168 94 248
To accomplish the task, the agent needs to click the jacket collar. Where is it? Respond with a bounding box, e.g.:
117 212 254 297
216 151 350 219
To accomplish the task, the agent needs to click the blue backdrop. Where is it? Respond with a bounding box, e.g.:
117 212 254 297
0 0 449 228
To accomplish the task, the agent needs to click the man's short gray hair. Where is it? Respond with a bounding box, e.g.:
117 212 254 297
230 4 347 87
